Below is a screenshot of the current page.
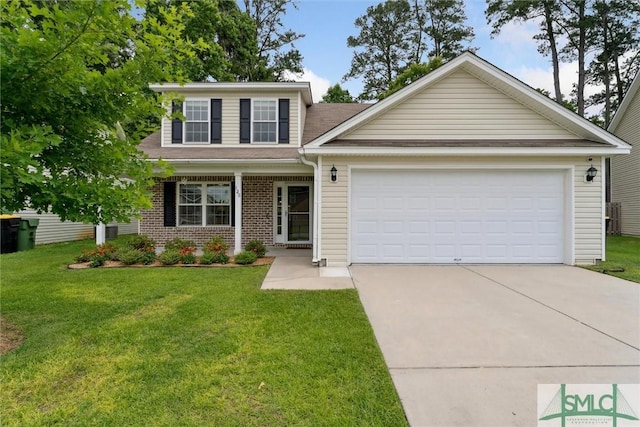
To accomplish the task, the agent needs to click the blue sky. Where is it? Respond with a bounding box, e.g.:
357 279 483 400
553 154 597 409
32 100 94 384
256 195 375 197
281 0 592 104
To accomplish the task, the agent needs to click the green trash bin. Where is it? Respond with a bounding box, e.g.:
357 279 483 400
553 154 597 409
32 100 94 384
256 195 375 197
17 218 39 251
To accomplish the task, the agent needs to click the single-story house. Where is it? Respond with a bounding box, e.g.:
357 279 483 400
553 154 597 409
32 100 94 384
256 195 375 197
139 52 630 266
17 208 139 245
608 71 639 237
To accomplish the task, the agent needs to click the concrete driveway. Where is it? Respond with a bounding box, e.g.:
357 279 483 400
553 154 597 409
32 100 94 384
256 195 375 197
350 265 640 427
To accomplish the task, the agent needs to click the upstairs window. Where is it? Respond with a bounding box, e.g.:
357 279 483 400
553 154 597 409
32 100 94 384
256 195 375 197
184 100 209 143
252 99 277 143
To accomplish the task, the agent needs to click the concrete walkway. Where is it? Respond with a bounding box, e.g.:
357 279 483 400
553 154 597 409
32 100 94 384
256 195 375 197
351 265 640 427
260 248 354 290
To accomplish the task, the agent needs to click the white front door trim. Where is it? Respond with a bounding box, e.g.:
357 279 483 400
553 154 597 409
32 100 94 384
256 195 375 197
273 182 314 245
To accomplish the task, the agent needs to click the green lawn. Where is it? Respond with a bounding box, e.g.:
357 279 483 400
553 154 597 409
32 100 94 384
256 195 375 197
585 235 640 283
0 240 407 426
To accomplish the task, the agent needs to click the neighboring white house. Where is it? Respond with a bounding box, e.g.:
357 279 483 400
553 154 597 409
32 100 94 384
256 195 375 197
140 52 631 266
18 208 139 245
608 71 640 237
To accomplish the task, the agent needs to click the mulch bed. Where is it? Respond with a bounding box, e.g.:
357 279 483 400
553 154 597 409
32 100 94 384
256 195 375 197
68 256 274 270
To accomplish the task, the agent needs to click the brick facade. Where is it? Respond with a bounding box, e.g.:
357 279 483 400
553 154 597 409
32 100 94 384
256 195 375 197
140 175 313 249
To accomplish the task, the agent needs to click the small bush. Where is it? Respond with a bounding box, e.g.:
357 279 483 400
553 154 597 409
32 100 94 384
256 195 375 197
199 252 229 265
199 252 216 265
139 248 157 265
179 247 197 264
77 243 116 267
128 234 157 251
117 248 143 265
159 249 180 265
212 252 229 264
234 250 257 265
245 239 267 258
164 237 196 251
204 235 229 255
76 249 92 263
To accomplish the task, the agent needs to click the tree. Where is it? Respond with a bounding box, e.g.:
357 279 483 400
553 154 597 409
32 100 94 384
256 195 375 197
145 0 258 82
0 0 199 223
557 0 589 116
321 84 356 103
241 0 305 81
486 0 564 103
379 57 443 99
418 0 475 60
344 0 415 100
585 0 640 125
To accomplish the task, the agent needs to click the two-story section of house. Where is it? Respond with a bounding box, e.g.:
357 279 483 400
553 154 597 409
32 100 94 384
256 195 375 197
139 82 367 255
140 53 630 266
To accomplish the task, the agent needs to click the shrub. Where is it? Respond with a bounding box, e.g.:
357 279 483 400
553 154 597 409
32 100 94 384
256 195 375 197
204 235 229 255
234 250 257 265
199 252 216 265
164 237 196 251
212 252 229 264
117 248 143 265
76 249 92 263
76 243 116 267
139 247 157 265
159 249 180 265
179 247 197 264
128 234 156 251
245 239 267 258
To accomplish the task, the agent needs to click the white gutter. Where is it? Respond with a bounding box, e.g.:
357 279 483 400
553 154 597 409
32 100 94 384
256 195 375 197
299 151 320 264
301 146 631 156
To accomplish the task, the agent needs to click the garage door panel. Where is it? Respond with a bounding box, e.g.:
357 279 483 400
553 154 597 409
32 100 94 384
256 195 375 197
351 170 564 264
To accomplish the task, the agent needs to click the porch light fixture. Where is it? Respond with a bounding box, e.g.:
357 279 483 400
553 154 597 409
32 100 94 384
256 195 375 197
330 165 337 182
586 164 598 182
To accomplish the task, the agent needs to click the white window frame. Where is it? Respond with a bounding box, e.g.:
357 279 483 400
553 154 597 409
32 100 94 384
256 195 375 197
177 182 232 227
251 98 278 144
183 99 210 144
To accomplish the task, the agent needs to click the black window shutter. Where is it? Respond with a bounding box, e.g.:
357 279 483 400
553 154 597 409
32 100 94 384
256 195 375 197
163 182 177 227
230 182 236 226
278 98 289 144
239 99 251 143
211 99 222 144
171 102 183 144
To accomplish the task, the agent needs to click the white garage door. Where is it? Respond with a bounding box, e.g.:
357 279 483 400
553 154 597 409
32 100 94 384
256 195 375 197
351 169 565 264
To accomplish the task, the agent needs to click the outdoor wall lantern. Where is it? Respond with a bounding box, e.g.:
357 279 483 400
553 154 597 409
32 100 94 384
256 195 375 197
586 164 598 182
330 165 337 182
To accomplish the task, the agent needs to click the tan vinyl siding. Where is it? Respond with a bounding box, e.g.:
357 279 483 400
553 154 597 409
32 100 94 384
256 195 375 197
573 157 603 263
610 88 640 236
17 209 139 245
319 156 603 266
342 70 578 140
161 92 300 146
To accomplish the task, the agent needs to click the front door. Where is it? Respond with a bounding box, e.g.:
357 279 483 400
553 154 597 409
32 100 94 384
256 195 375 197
274 183 311 244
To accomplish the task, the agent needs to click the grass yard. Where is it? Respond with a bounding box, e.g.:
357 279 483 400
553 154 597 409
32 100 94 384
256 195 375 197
0 239 407 426
584 235 640 283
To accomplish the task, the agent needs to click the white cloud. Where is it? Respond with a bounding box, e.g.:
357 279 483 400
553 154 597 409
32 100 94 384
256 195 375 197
284 68 331 103
494 20 540 51
514 60 602 115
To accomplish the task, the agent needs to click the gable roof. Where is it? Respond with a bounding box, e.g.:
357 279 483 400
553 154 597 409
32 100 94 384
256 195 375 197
303 52 630 156
608 70 640 133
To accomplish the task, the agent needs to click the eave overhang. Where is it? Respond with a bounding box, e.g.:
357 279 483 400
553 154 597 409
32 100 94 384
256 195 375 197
300 146 631 157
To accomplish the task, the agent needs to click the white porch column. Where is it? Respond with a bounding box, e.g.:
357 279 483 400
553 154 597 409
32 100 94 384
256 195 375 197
234 172 242 254
96 223 106 245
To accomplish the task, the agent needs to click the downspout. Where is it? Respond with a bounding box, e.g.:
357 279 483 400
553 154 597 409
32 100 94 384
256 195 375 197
299 150 320 264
